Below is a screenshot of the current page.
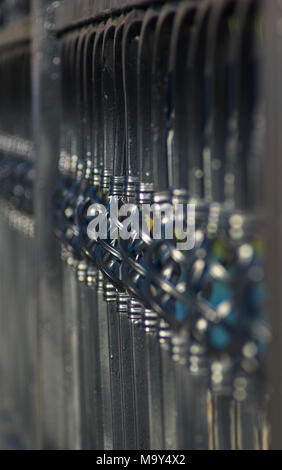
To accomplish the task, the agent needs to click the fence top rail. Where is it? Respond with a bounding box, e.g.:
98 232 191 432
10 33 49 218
53 0 202 36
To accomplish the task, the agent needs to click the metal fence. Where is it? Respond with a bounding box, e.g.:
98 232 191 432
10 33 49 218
0 0 277 450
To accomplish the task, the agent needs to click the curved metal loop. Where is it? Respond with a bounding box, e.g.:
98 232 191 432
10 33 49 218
168 1 197 190
122 10 144 180
92 22 106 173
203 0 237 205
94 15 126 288
119 9 161 299
113 14 126 178
188 0 213 202
54 32 82 256
83 25 98 173
102 17 117 176
151 3 178 192
237 0 263 212
75 26 89 179
137 7 160 186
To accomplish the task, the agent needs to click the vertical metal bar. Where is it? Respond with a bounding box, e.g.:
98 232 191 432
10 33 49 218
73 27 90 449
32 0 66 449
121 11 151 449
144 312 165 449
62 257 82 450
150 5 179 450
96 273 113 449
114 15 137 450
117 291 137 449
85 265 104 449
81 24 104 449
99 17 125 449
86 21 115 450
157 319 178 450
128 298 150 449
137 8 166 450
106 287 124 449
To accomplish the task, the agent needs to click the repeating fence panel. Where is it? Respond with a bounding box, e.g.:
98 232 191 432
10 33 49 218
0 0 273 449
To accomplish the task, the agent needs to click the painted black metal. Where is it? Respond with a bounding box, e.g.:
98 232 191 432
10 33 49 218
0 0 272 451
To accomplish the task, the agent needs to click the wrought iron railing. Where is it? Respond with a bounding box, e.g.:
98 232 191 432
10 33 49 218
0 0 275 450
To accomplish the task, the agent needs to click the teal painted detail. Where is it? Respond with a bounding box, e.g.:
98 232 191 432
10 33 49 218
210 325 231 349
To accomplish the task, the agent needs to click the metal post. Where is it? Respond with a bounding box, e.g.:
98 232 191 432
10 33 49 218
32 0 66 449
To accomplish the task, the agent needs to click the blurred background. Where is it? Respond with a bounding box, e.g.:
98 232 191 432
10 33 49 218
0 0 280 450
